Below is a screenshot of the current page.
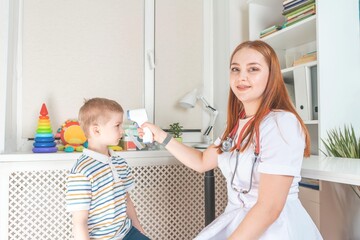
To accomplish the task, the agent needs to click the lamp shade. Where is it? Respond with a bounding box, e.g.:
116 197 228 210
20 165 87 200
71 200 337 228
179 89 198 108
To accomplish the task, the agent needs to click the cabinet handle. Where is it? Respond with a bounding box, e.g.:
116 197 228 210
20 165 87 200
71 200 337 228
147 50 156 70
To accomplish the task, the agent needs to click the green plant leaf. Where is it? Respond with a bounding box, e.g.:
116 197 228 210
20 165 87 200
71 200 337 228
321 125 360 159
169 122 183 138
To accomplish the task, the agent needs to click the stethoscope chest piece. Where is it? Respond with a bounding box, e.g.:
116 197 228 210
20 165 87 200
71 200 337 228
221 137 233 152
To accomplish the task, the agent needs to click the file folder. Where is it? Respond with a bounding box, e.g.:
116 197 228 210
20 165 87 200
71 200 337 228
310 66 318 120
293 66 312 121
285 82 296 106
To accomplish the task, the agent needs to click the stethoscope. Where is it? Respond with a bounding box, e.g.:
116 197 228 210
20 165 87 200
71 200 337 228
221 111 261 195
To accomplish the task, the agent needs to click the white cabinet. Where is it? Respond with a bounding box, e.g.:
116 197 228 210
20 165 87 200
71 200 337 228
248 1 360 239
248 0 321 227
299 186 320 229
248 0 319 153
247 0 360 152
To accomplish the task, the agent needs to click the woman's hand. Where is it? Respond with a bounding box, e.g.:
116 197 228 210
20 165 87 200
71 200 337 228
139 122 219 173
138 122 168 144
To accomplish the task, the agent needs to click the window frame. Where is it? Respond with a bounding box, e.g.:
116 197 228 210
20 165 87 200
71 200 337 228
0 0 213 153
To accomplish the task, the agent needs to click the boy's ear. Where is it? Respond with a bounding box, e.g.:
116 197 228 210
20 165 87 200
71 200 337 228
89 124 100 137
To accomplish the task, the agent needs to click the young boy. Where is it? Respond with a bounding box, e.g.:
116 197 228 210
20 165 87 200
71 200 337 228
66 98 150 240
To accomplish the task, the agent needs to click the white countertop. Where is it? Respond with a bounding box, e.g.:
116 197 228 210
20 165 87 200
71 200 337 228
0 150 171 162
301 155 360 185
0 150 181 168
1 151 360 185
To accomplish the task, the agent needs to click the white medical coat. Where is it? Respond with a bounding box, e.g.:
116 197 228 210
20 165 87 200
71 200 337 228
194 111 323 240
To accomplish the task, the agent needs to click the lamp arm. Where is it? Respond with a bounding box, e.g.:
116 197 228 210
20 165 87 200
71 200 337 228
203 110 218 136
198 96 218 137
198 96 216 112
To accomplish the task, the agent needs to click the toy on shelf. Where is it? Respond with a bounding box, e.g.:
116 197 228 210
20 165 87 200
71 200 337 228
56 120 87 152
108 145 123 151
32 103 58 153
56 119 124 152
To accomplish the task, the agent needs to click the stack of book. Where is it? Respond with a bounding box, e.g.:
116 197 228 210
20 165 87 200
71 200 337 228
283 0 316 27
260 24 282 38
293 51 317 66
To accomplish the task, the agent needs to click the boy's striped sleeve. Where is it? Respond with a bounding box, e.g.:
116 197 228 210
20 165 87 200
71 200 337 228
66 173 92 212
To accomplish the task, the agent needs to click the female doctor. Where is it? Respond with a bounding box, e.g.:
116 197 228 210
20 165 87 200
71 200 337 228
139 40 323 240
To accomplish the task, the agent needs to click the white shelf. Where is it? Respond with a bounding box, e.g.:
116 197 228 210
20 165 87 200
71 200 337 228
282 60 318 72
262 15 317 50
281 61 317 82
304 120 318 125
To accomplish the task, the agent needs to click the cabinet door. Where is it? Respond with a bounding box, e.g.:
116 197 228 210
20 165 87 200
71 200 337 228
299 186 320 229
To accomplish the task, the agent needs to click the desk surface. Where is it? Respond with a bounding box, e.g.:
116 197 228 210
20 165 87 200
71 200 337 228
1 152 360 185
301 155 360 185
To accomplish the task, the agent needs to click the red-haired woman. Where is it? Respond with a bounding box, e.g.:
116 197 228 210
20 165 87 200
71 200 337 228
140 40 322 240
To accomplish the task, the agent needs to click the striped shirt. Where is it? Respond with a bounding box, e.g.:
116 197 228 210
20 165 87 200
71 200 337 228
66 148 134 239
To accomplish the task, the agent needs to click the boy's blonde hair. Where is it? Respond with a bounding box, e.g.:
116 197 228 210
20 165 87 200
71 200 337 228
78 98 124 137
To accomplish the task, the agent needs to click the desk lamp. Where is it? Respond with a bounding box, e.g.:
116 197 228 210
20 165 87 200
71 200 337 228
180 88 218 225
179 88 218 148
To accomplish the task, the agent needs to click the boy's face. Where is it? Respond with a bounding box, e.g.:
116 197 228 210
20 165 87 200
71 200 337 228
97 112 124 146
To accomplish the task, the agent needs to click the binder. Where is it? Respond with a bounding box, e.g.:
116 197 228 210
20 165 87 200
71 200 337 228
285 83 296 106
310 66 318 120
293 66 312 121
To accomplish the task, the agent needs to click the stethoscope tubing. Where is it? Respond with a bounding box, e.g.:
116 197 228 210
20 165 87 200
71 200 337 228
230 150 258 194
222 110 271 195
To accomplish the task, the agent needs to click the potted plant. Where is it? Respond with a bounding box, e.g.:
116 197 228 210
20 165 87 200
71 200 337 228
321 125 360 159
169 122 183 142
322 124 360 196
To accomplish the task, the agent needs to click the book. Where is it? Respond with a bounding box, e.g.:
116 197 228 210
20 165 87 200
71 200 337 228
287 11 316 23
260 24 282 35
260 25 277 35
286 7 316 22
260 24 283 38
284 0 308 9
293 51 317 66
284 3 315 18
285 10 315 27
260 29 278 38
283 0 315 15
284 0 306 7
283 0 298 5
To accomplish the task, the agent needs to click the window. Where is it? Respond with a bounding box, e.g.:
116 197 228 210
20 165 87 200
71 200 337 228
0 0 210 152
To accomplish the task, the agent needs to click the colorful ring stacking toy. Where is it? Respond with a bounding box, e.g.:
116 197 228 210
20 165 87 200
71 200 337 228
32 103 58 153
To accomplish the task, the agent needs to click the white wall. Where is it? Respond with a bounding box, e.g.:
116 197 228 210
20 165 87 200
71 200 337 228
213 0 248 139
0 0 9 153
21 0 145 139
317 0 360 239
317 0 360 142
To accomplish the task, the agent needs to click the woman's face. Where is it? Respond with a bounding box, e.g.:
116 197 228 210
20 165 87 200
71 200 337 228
230 47 269 112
